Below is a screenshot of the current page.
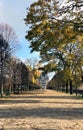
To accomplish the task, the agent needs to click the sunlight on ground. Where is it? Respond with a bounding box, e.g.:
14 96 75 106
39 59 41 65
0 90 83 130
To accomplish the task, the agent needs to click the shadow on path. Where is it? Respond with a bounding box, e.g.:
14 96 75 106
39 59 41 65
0 90 83 120
0 107 83 120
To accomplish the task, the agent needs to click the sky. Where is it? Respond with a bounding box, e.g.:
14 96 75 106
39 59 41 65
0 0 39 61
0 0 55 80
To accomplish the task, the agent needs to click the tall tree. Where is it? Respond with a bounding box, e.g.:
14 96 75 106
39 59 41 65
0 23 18 97
25 0 83 94
0 35 11 97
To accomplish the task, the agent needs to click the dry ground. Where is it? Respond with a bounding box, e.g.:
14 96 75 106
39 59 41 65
0 89 83 130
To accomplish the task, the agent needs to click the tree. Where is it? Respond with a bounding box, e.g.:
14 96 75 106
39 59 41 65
11 58 29 94
21 61 29 89
57 0 83 30
0 23 18 52
25 0 83 94
47 70 65 91
25 58 39 70
0 23 18 97
25 58 41 88
0 35 11 97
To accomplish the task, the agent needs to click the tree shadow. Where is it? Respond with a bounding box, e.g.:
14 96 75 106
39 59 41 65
0 99 40 104
7 95 78 100
22 95 78 100
41 101 83 104
0 98 82 105
0 92 82 105
0 107 83 120
0 90 83 120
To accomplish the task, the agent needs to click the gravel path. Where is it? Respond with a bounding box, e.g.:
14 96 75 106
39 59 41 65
0 90 83 130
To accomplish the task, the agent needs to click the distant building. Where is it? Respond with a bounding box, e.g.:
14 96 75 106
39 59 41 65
39 72 49 89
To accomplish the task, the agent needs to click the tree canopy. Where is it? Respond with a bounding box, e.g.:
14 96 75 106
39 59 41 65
25 0 83 93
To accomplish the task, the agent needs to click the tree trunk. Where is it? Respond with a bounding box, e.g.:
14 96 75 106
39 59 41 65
69 80 73 94
18 85 19 94
66 82 68 93
81 75 83 83
9 84 11 95
1 84 3 97
21 85 22 93
76 85 77 96
13 84 16 94
1 49 3 97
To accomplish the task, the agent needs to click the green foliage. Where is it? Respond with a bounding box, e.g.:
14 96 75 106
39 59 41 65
25 0 83 89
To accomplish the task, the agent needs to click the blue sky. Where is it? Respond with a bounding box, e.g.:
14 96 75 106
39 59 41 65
0 0 39 61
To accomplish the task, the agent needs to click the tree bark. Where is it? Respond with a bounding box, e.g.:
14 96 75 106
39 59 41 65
1 49 3 97
1 84 3 97
69 80 73 94
13 84 16 94
66 82 68 93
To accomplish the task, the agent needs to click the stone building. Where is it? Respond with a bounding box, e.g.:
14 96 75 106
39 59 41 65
39 72 49 89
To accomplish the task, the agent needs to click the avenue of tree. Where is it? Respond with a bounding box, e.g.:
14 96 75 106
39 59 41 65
0 23 41 97
0 0 83 97
25 0 83 94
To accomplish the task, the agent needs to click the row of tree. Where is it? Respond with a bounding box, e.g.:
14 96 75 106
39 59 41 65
47 69 83 95
0 33 30 97
24 0 83 94
0 23 41 97
0 23 18 97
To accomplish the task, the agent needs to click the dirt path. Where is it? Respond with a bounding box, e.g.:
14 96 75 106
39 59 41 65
0 89 83 130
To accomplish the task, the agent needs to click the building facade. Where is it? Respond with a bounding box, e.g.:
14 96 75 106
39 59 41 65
39 72 49 89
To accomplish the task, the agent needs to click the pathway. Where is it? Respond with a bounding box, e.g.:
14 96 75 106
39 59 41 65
0 90 83 130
